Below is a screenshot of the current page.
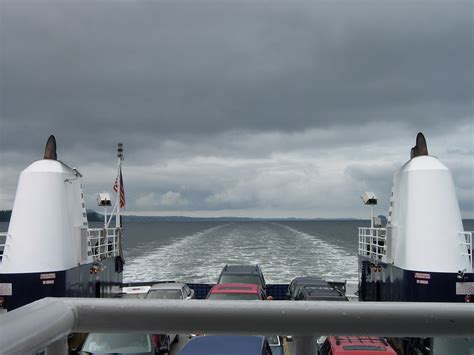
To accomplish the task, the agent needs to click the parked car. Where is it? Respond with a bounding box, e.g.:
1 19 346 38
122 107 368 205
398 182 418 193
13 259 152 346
145 282 194 300
80 332 157 354
288 276 334 300
179 335 273 355
207 283 267 300
266 335 285 355
145 283 194 353
217 264 266 288
114 286 151 299
294 285 348 301
319 336 397 355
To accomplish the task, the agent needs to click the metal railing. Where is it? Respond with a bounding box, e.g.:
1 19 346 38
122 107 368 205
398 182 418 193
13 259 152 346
87 228 120 261
358 227 388 261
0 232 9 262
459 231 473 268
0 229 121 264
0 298 473 355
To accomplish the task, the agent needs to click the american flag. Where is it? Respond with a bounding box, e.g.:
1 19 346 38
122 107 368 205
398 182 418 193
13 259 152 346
113 168 126 208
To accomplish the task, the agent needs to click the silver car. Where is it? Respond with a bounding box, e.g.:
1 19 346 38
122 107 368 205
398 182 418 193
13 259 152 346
145 283 194 353
80 333 156 354
146 283 195 300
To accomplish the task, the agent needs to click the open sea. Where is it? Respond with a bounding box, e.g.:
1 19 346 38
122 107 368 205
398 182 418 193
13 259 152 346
121 220 366 284
2 219 473 284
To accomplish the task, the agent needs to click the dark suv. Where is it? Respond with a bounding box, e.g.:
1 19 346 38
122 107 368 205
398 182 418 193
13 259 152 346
217 265 266 288
295 285 348 301
287 276 327 300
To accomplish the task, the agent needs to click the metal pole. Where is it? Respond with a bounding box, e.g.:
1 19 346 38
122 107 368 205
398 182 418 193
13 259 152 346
67 299 474 337
371 205 374 228
45 337 68 355
115 160 120 229
294 335 317 355
104 206 107 229
116 143 123 229
1 298 474 354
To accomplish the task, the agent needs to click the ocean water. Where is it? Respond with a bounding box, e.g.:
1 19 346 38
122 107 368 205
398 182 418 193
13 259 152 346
113 219 474 284
1 219 473 285
121 220 366 284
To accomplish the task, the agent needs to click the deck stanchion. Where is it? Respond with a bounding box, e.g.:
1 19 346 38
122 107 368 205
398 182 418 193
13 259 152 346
294 335 317 355
45 337 68 355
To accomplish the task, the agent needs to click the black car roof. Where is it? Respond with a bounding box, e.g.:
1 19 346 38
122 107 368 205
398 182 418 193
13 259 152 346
290 276 327 286
221 265 261 274
299 285 348 300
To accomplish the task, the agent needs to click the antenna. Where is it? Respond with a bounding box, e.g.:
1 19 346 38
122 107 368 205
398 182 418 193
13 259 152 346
105 142 125 229
116 142 123 228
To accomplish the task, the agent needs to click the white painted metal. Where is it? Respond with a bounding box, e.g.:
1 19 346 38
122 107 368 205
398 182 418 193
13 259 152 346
386 156 469 272
0 160 86 273
0 158 123 273
1 297 473 355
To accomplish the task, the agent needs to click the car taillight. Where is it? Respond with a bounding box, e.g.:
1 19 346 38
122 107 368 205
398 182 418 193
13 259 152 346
151 334 160 347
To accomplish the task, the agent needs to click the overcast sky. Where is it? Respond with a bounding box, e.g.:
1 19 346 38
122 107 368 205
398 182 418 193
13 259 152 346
0 1 472 218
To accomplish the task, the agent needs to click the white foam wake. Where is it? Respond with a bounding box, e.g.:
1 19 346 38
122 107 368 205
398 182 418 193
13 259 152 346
123 222 358 284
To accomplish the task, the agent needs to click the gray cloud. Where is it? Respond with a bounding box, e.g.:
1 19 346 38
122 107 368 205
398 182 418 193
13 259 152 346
0 1 472 217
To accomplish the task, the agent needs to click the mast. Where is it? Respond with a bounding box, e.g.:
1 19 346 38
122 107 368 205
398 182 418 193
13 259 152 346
116 143 124 228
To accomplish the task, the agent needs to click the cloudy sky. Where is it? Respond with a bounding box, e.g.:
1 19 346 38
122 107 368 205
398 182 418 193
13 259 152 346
0 1 472 218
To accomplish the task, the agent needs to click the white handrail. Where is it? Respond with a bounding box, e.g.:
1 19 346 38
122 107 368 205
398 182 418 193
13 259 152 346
0 298 473 355
358 227 388 261
87 228 121 261
0 233 9 261
459 232 473 268
0 232 9 243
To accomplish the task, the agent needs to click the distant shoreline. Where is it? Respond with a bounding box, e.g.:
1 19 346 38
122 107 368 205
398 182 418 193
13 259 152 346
118 216 367 222
0 209 374 223
1 209 472 224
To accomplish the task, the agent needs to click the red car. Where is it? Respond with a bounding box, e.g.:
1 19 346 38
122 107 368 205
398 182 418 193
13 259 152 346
319 336 397 355
207 283 267 300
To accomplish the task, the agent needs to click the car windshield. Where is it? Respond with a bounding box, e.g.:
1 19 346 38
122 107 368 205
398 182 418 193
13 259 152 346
208 293 260 300
266 335 281 346
81 333 152 353
146 289 182 299
219 274 262 286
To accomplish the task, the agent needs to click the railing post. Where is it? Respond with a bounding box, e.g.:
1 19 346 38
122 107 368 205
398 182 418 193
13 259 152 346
294 335 317 355
45 337 67 355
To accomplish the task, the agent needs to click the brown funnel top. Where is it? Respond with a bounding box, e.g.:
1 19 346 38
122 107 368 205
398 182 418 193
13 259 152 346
410 132 428 159
44 135 57 160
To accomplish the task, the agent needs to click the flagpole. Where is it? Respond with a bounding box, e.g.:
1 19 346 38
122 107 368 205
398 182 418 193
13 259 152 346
116 143 123 228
